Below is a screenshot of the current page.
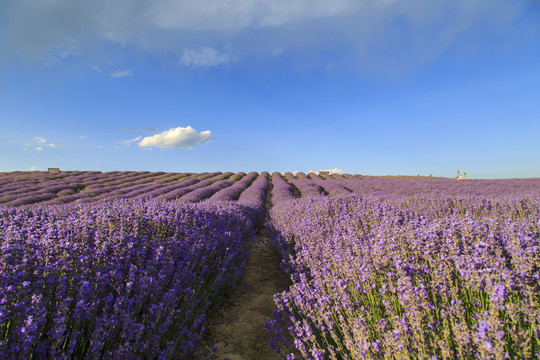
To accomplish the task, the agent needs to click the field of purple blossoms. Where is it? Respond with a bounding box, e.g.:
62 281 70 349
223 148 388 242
1 170 540 359
268 192 540 359
0 171 271 359
0 200 259 359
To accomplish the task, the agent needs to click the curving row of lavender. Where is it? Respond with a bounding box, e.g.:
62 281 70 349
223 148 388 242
270 172 297 205
236 172 270 225
268 189 540 359
0 200 256 359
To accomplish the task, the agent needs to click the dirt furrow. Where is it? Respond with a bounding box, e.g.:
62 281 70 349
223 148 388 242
197 231 286 360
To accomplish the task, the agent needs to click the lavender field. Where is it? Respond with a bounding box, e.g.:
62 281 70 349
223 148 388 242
1 171 539 359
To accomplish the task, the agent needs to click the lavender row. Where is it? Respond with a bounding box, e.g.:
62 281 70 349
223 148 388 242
236 172 270 225
0 172 213 206
179 179 233 203
153 172 233 202
283 172 326 198
209 172 258 202
335 177 540 198
0 199 255 358
130 176 204 201
0 172 185 206
306 172 351 196
270 172 297 205
268 194 540 359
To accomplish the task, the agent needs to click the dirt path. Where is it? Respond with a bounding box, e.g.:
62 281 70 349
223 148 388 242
197 231 287 359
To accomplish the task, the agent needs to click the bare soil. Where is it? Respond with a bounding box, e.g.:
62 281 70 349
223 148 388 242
196 232 288 360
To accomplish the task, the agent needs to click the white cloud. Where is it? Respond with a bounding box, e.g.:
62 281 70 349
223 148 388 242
181 47 230 67
120 136 142 147
48 143 66 148
29 166 41 171
309 168 344 174
138 126 213 149
80 136 86 139
35 147 43 151
34 137 47 144
109 69 133 78
96 145 105 149
92 65 102 73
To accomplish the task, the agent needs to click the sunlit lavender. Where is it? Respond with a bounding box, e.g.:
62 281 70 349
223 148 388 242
268 188 540 359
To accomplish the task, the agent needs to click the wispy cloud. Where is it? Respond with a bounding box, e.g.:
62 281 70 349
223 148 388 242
138 126 213 149
29 166 41 171
181 47 230 67
0 0 533 74
17 137 66 150
272 48 284 56
124 127 158 133
120 136 142 147
44 44 82 66
109 69 133 78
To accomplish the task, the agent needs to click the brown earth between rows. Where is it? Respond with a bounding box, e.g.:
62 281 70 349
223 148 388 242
196 231 289 360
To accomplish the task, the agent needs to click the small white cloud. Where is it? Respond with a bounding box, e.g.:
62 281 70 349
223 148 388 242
29 166 41 171
80 136 86 139
121 136 142 147
138 126 213 149
109 70 133 78
309 168 344 174
272 48 284 56
114 145 120 149
181 47 230 67
96 145 105 149
24 137 64 149
91 65 101 73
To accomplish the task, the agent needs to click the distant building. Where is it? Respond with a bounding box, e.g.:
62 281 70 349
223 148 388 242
48 168 60 174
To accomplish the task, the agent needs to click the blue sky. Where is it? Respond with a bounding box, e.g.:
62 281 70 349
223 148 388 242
1 0 539 178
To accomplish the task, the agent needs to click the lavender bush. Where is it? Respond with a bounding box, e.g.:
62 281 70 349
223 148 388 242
268 194 540 359
0 199 255 359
